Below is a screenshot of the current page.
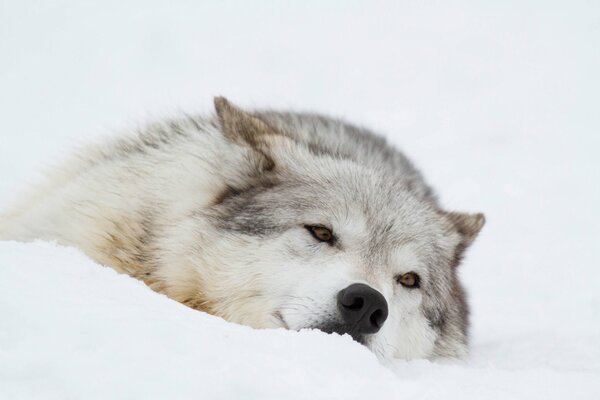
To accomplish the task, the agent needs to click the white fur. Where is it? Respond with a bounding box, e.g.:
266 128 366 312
0 99 483 360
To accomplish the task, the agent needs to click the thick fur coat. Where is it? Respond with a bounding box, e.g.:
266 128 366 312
0 97 484 359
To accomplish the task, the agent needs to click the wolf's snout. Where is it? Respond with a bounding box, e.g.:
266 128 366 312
337 283 388 335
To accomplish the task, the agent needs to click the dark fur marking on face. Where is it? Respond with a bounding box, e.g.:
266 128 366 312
427 312 446 330
423 272 470 349
209 181 286 237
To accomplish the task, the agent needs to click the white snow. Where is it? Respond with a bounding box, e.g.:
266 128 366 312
1 1 599 399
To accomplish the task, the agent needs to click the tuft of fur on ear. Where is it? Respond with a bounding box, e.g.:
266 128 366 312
443 211 486 267
445 212 485 246
214 96 277 171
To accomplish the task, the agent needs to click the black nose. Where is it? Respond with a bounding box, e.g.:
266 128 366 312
337 283 388 335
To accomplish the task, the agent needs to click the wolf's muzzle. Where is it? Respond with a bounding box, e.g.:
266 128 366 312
337 283 388 335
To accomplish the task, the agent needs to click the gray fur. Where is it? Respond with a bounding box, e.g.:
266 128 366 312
0 97 484 360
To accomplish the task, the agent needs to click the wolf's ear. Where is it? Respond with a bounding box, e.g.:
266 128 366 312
445 212 485 247
443 211 485 266
214 96 277 171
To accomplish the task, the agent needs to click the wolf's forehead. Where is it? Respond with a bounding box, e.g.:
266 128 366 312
331 202 425 248
389 243 427 271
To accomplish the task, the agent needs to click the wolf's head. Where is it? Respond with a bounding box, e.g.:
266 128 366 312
184 98 484 359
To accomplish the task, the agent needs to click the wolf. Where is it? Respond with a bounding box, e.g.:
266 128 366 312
0 97 484 359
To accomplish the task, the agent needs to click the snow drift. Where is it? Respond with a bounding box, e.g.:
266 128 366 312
1 242 598 399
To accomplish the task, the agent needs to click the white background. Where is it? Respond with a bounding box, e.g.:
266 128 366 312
1 1 599 399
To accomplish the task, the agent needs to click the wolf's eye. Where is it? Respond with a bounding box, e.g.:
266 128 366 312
397 272 420 288
305 225 334 243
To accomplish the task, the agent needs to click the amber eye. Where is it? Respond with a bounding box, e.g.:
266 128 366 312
305 225 334 243
397 272 420 288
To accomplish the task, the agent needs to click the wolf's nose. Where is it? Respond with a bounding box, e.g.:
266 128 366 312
337 283 388 334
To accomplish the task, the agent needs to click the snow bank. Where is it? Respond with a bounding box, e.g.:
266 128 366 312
0 241 401 400
1 241 598 399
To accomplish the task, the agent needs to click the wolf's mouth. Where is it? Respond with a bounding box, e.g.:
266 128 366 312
314 321 366 344
273 312 368 344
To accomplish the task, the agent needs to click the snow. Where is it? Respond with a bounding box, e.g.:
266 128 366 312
0 241 401 400
1 1 599 399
